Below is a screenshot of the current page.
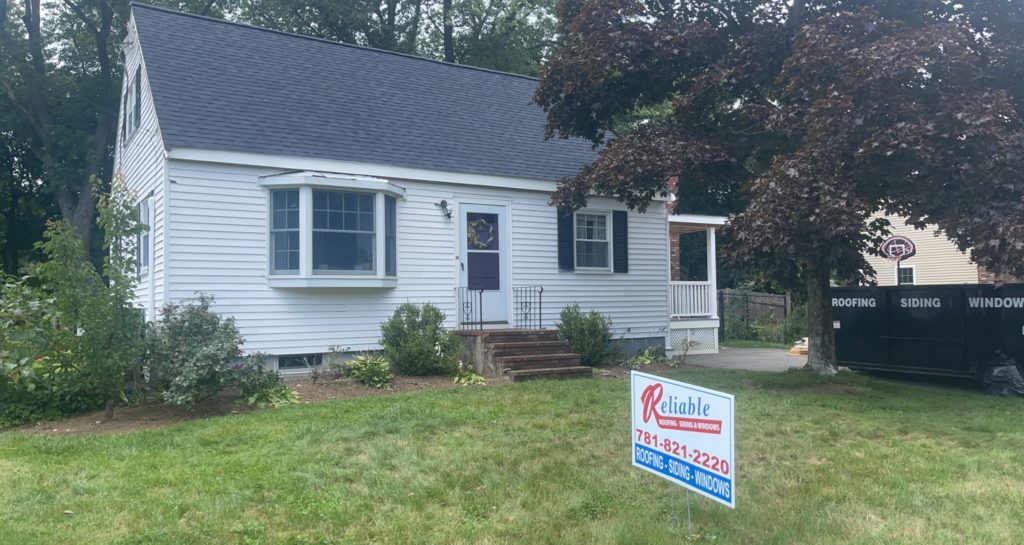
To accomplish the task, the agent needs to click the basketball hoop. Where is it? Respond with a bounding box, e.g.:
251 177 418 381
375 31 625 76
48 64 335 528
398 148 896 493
880 235 916 263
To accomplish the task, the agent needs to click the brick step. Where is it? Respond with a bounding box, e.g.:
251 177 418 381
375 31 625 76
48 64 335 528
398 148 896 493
488 341 571 358
497 353 582 371
506 366 594 382
482 330 560 344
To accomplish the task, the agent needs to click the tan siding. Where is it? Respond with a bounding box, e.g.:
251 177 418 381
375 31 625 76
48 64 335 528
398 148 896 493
864 214 978 286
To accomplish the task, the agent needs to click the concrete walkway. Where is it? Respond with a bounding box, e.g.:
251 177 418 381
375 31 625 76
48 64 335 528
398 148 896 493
685 347 806 373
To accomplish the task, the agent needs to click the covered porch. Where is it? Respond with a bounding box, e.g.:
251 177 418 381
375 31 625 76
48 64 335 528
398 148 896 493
668 214 726 355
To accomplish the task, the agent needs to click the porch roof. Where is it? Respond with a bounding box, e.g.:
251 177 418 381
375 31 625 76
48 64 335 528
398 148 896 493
668 214 727 233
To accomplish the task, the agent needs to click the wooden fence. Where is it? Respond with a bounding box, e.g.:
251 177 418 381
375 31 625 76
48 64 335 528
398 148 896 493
718 289 793 342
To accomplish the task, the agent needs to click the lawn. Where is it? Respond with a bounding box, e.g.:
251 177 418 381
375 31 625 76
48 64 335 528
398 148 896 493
719 339 793 350
2 368 1023 545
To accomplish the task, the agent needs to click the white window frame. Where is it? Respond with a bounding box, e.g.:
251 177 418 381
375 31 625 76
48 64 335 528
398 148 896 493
261 175 404 288
131 67 142 134
269 188 300 275
137 197 152 276
574 210 612 271
896 264 916 286
311 188 377 275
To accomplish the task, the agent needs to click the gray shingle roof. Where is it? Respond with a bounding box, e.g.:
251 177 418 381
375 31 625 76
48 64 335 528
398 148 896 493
131 4 598 182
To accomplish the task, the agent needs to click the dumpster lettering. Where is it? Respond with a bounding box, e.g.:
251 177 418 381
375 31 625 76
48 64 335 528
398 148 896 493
832 297 876 308
900 297 942 309
968 297 1024 309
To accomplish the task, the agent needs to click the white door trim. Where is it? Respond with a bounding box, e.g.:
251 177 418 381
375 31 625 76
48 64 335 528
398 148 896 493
457 201 512 324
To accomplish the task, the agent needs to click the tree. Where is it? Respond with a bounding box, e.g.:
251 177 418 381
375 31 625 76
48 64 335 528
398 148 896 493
236 0 559 75
535 0 1024 373
30 176 145 420
0 0 232 261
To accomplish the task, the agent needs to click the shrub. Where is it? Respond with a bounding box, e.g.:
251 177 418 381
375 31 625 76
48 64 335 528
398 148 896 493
380 303 460 375
145 295 244 406
0 276 65 426
233 354 299 407
0 178 146 424
452 361 485 386
342 353 392 388
557 304 615 366
621 346 666 370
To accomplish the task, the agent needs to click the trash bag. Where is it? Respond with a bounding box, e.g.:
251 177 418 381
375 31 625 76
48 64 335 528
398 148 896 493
982 351 1024 396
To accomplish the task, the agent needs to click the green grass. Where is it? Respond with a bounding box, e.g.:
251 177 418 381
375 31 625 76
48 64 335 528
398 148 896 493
720 339 792 350
2 369 1023 545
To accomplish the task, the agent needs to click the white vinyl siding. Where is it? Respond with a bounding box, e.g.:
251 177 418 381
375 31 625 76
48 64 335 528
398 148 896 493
114 16 167 321
166 159 669 355
864 213 978 286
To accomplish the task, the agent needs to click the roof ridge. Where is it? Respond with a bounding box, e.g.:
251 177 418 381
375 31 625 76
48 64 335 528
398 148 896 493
129 2 540 82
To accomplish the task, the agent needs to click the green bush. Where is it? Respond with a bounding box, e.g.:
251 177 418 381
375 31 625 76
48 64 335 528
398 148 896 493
233 354 299 407
380 303 460 376
621 346 666 370
452 361 486 386
557 304 615 366
145 295 244 406
748 304 807 345
0 178 146 425
342 353 392 388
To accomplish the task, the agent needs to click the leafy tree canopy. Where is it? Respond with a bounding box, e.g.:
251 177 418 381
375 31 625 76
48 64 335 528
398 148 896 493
536 0 1024 371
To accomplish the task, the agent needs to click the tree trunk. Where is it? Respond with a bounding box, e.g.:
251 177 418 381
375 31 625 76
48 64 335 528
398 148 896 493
104 398 115 421
443 0 454 62
787 0 807 29
804 264 838 374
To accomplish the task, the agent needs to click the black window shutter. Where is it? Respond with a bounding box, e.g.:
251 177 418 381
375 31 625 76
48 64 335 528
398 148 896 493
613 211 628 273
557 208 574 271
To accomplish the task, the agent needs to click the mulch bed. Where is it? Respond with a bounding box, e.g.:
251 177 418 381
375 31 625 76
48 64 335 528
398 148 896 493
14 363 702 436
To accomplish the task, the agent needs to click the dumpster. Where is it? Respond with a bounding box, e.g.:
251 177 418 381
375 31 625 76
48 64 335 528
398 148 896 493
831 284 1024 393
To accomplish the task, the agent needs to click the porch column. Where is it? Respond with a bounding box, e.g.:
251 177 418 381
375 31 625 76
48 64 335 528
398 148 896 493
706 227 718 319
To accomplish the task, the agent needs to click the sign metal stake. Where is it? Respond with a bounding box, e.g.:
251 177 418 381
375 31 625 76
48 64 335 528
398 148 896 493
686 489 693 538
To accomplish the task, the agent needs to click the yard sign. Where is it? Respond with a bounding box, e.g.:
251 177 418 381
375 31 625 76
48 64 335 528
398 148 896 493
631 371 735 508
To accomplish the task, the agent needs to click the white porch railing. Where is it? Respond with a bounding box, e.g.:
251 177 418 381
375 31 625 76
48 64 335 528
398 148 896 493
670 281 715 318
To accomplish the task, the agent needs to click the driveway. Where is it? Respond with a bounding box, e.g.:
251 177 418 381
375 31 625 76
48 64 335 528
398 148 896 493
685 347 806 373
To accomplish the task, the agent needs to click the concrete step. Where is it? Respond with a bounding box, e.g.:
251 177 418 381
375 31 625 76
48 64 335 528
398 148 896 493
506 366 594 382
488 340 571 358
482 329 560 344
497 353 582 371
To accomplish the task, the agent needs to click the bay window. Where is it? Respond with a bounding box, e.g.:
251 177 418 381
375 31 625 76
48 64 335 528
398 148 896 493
262 173 403 288
270 189 299 273
312 190 375 273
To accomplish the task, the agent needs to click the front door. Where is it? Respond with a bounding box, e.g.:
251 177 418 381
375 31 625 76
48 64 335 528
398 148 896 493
460 204 508 324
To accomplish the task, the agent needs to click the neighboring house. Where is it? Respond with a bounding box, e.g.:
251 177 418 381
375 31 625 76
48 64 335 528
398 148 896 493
115 5 716 373
864 213 1006 286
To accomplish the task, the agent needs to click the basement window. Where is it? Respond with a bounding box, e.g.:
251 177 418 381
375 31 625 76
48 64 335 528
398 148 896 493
278 353 323 371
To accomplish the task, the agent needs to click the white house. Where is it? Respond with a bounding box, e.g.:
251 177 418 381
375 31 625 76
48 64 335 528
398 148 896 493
115 5 719 375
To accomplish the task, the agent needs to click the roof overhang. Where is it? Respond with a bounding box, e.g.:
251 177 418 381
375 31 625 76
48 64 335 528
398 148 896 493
669 214 728 232
258 170 407 198
169 147 672 203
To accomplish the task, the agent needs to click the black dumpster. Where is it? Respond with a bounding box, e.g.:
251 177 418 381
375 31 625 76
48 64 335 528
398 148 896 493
831 284 1024 391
